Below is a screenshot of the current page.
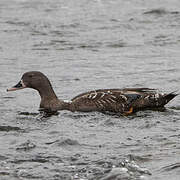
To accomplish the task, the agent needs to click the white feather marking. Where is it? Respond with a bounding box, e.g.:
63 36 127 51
125 91 139 94
105 99 112 104
145 95 149 99
119 95 127 100
111 95 116 99
92 91 97 99
88 93 92 99
155 93 159 99
100 92 106 98
100 99 106 104
95 100 103 108
107 90 112 94
64 100 72 103
98 101 104 107
88 91 98 99
21 80 26 88
108 98 116 103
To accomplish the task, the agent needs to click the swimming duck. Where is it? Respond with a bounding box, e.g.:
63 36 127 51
7 71 177 115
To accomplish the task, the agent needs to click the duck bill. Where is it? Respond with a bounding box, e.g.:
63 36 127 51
7 80 26 92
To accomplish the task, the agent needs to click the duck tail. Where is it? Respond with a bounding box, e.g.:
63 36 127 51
163 91 178 104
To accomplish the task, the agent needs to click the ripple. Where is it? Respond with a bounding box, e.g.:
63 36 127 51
17 111 59 120
18 111 39 116
45 138 80 147
16 140 36 151
11 156 50 164
101 167 130 180
144 8 168 15
15 169 43 179
138 121 158 129
128 154 153 163
143 9 179 15
102 119 117 126
169 106 180 111
106 40 126 48
31 30 47 36
149 35 178 46
62 111 96 119
2 96 15 99
121 159 151 175
0 155 8 161
5 20 30 27
160 163 180 172
32 48 49 51
0 125 23 132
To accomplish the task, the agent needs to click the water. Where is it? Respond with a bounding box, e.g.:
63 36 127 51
0 0 180 179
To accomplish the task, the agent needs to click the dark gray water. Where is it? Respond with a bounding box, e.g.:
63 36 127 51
1 0 180 179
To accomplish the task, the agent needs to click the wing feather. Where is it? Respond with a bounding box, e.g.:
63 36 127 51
71 89 142 113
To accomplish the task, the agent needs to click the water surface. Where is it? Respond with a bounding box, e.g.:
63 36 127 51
0 0 180 179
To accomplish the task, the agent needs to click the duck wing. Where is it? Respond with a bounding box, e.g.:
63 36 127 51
125 89 178 110
71 88 154 101
71 88 177 113
71 89 142 113
122 88 157 93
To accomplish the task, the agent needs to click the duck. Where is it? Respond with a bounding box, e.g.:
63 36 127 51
7 71 178 115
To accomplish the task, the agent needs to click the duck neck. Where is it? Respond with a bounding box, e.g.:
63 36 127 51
37 85 70 111
38 85 57 101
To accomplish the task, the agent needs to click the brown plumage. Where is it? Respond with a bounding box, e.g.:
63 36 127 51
7 71 178 115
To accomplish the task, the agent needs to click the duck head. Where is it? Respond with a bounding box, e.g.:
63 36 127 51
7 71 53 93
7 71 71 113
